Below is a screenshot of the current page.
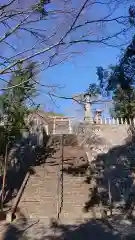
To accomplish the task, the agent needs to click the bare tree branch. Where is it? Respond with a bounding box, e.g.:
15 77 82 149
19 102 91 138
0 9 36 44
0 0 134 89
0 0 16 10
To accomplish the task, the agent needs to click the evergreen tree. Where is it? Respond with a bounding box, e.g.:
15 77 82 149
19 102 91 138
0 61 37 157
97 35 135 120
87 83 101 97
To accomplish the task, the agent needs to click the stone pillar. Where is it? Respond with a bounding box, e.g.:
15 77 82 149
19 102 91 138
38 125 43 146
53 117 56 134
45 125 49 135
69 119 72 134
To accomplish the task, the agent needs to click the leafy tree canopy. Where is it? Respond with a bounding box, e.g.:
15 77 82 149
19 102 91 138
96 35 135 119
86 83 101 98
0 61 38 156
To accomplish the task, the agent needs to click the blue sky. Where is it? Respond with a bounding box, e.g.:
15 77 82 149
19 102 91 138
37 44 121 118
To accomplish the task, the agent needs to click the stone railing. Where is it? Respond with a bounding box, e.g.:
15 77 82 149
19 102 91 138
93 118 135 125
51 117 135 135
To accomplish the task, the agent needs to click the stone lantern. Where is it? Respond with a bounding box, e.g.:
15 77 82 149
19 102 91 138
84 93 93 122
94 109 103 124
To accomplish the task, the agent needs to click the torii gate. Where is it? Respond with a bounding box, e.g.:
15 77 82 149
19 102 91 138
50 116 75 134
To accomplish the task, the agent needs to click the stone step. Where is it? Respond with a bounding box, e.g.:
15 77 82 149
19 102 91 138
19 206 58 216
21 197 57 202
36 181 87 185
26 179 87 186
34 180 87 185
32 184 88 188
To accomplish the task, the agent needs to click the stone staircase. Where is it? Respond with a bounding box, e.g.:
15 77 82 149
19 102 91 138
2 129 135 239
16 140 91 238
19 164 90 224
